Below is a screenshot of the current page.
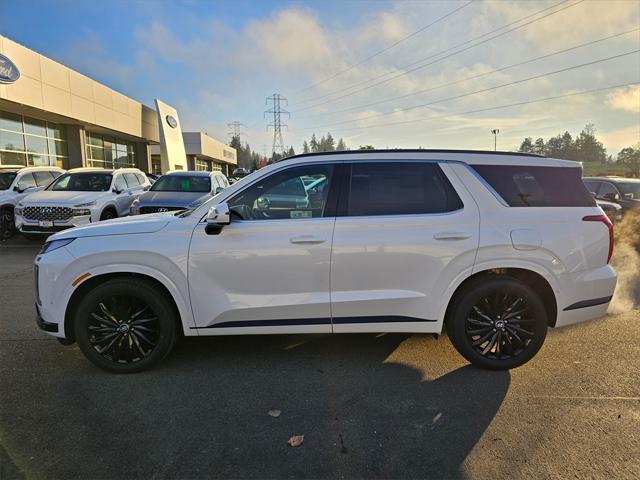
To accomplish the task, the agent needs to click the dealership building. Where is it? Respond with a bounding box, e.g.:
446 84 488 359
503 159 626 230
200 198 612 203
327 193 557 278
0 34 236 175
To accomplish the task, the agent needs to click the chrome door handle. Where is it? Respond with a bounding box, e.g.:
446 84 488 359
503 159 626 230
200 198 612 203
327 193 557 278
433 232 471 241
290 235 326 245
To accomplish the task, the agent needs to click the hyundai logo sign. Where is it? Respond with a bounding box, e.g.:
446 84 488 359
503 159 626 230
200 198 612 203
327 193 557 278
0 54 20 84
166 115 178 129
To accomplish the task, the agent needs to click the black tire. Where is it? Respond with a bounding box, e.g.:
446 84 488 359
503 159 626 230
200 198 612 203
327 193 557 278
74 278 177 373
446 276 547 370
100 208 117 221
0 208 15 240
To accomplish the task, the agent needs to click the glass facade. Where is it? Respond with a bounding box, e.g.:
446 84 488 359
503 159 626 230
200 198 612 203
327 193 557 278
195 158 211 171
0 111 69 168
86 132 136 169
151 155 162 175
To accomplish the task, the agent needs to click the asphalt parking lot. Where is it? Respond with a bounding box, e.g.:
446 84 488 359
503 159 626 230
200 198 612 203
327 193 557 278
1 236 639 480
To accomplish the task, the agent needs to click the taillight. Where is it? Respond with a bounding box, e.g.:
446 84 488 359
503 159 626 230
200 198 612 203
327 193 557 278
583 214 614 263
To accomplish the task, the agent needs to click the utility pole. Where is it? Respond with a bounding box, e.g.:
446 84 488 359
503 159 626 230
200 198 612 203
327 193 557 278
491 128 500 151
265 94 290 157
227 121 247 143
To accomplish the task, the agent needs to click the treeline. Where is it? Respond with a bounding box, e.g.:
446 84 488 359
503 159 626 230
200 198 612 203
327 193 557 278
229 135 264 171
517 123 639 176
302 133 348 154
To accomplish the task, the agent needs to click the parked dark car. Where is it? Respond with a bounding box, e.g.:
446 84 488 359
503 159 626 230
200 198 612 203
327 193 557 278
583 177 640 212
595 198 623 223
130 171 229 215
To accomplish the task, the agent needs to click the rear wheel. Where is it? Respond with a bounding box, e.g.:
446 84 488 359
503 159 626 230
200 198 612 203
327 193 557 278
447 277 547 370
74 278 177 373
0 208 15 240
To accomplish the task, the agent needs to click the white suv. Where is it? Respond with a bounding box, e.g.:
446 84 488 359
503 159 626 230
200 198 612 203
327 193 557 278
0 165 65 239
33 150 617 372
15 167 150 235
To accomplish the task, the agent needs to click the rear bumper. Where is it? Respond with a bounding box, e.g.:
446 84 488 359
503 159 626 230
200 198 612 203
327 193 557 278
554 265 617 327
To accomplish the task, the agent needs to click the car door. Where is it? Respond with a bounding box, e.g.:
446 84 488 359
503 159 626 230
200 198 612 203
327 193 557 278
111 174 130 215
188 163 339 333
330 161 480 333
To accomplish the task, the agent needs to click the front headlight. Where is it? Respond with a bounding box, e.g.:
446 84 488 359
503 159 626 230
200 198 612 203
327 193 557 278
74 201 96 208
40 238 75 254
14 206 23 215
130 206 140 215
72 208 91 216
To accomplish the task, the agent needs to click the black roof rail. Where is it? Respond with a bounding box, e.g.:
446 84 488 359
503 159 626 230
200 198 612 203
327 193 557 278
276 148 546 162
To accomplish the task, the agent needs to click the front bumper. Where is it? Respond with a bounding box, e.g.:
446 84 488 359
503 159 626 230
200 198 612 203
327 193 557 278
36 303 58 332
16 214 91 234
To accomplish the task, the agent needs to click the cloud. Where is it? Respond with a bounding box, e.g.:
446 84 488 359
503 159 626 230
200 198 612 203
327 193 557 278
607 85 640 113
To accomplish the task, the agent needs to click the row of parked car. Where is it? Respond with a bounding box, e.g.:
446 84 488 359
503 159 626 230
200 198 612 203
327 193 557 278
0 165 229 239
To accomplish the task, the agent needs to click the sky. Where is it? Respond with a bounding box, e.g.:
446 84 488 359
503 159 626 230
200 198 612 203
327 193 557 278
1 0 639 156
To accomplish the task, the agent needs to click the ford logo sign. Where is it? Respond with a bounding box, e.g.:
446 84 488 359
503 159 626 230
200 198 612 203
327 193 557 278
166 115 178 129
0 54 20 84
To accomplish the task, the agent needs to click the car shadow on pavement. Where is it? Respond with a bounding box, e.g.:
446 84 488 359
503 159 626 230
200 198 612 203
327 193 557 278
17 332 511 480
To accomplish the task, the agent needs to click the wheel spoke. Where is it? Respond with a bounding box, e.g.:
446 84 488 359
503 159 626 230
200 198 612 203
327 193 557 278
472 330 494 347
98 303 119 324
130 333 148 357
472 306 493 323
95 333 122 354
503 307 529 321
482 333 499 355
132 329 155 346
129 306 149 321
131 317 158 326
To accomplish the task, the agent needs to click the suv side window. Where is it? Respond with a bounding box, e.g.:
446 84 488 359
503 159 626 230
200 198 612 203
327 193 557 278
347 162 462 216
135 173 147 185
583 180 601 195
34 171 55 187
17 172 37 188
228 165 334 220
124 173 140 188
598 182 619 199
113 175 127 192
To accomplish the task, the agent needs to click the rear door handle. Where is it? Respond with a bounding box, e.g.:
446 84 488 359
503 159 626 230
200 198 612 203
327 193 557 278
290 235 326 245
433 232 471 241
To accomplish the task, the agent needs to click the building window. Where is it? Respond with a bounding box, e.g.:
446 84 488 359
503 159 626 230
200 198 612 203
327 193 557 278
151 155 162 175
195 159 211 172
86 132 136 169
0 111 69 168
211 163 222 171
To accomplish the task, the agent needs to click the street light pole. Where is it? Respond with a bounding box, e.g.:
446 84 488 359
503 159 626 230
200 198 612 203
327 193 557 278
491 129 499 151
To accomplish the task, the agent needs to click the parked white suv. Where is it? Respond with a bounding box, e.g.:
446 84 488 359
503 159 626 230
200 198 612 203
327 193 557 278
15 167 150 235
0 165 65 239
34 150 616 372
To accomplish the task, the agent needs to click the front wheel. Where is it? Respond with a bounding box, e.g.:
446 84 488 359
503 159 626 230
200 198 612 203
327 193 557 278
0 208 15 240
100 208 117 221
447 277 548 370
74 278 177 373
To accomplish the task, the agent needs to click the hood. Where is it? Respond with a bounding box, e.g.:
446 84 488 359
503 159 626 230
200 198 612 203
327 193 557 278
19 190 110 206
136 191 210 207
49 212 175 241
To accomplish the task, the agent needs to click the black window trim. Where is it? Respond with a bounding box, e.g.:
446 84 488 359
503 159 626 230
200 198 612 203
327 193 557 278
338 160 465 218
223 162 344 222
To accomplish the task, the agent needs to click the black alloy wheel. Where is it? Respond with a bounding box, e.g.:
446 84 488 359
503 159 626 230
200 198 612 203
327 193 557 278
74 278 177 373
447 277 547 370
0 209 15 240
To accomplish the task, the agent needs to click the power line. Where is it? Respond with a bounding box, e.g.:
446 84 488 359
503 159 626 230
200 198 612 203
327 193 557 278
264 94 290 155
296 28 639 121
293 0 475 94
293 0 584 111
296 81 639 134
299 49 639 130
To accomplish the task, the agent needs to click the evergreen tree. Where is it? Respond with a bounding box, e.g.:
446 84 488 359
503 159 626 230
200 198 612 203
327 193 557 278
302 141 310 154
519 137 534 153
310 134 319 153
533 138 545 155
617 144 640 177
324 132 335 151
336 138 347 151
575 124 607 164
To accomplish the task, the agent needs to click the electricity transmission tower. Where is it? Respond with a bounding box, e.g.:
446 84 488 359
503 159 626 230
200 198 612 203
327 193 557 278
264 94 290 156
227 121 247 143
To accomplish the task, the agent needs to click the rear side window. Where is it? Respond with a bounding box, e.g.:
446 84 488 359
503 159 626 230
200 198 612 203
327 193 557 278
347 162 463 216
124 173 140 187
33 171 54 186
472 165 596 207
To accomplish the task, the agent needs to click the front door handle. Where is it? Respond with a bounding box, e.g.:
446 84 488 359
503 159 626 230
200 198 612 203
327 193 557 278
290 235 326 245
433 232 471 241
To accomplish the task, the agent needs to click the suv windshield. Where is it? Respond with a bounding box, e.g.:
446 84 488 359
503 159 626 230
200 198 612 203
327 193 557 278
0 172 17 190
150 175 211 193
617 182 640 199
49 173 113 192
